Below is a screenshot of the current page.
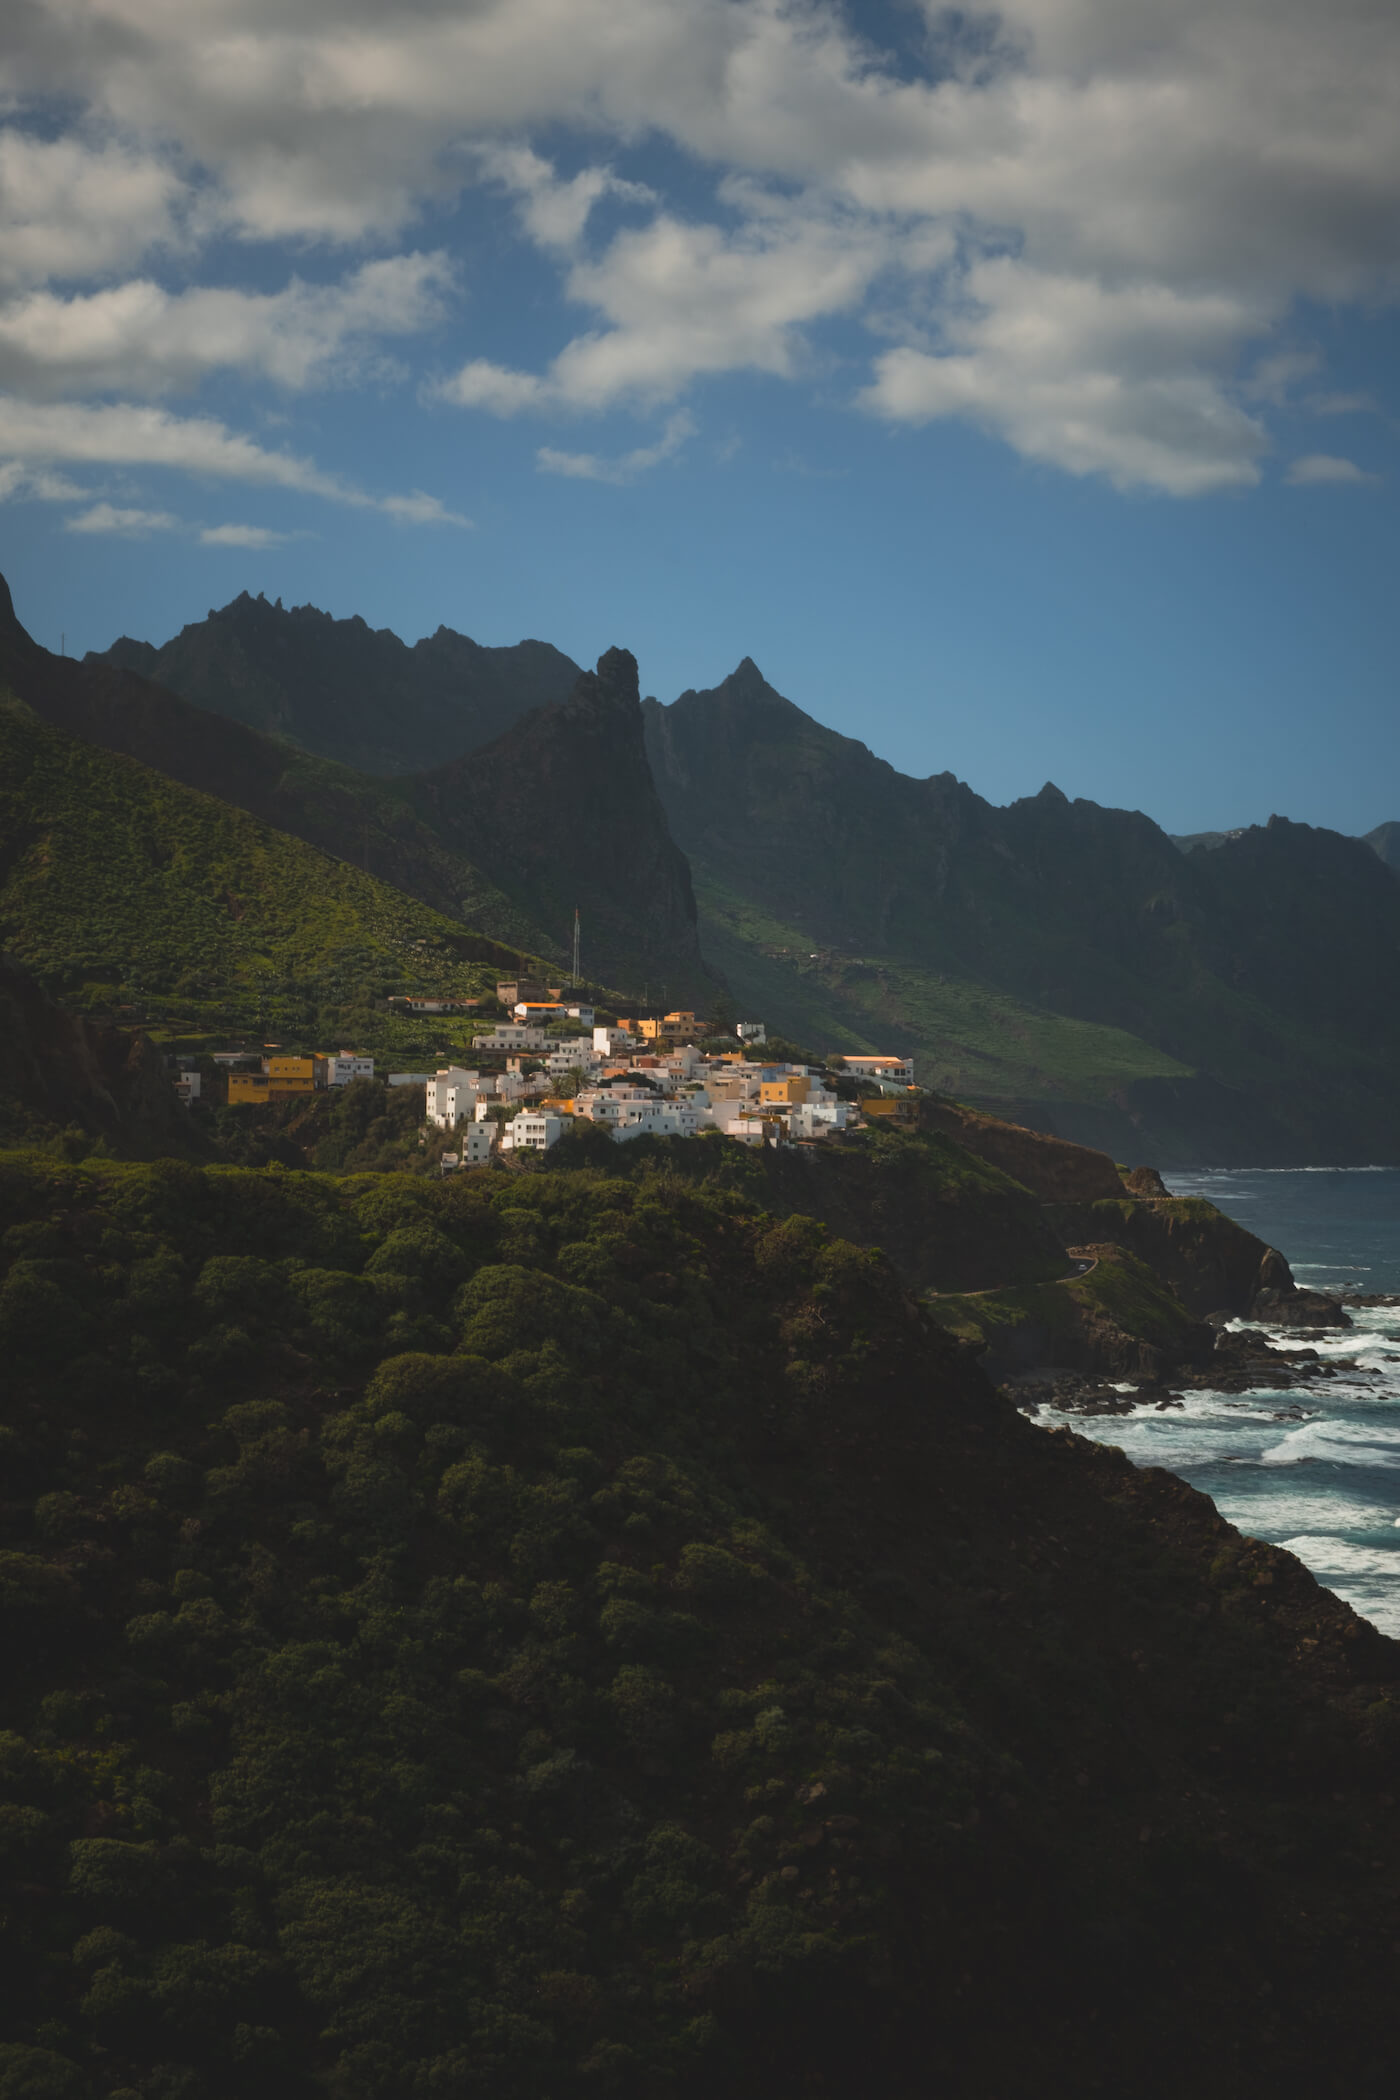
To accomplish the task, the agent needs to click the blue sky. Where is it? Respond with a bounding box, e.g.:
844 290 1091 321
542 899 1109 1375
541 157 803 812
0 0 1396 836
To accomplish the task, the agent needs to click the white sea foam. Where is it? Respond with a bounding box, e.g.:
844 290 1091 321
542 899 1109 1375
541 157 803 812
1225 1486 1398 1533
1278 1536 1400 1578
1260 1417 1400 1468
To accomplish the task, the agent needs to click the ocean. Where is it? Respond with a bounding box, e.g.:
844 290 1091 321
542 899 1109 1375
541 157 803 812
1051 1168 1400 1637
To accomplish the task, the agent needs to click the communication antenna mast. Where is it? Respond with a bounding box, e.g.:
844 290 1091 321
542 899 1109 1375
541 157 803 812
572 908 581 987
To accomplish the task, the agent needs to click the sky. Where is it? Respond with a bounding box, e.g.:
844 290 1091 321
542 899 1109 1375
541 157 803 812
0 0 1396 837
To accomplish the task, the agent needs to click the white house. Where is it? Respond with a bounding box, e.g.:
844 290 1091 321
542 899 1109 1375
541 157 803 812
607 1101 706 1143
426 1067 483 1130
501 1112 564 1153
737 1022 766 1043
475 1024 549 1052
543 1037 599 1077
514 1001 596 1027
440 1124 493 1171
322 1053 374 1087
841 1055 914 1089
787 1101 849 1139
387 1071 435 1087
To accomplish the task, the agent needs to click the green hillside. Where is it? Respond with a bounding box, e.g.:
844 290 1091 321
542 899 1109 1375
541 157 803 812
645 663 1400 1163
0 700 550 1061
695 873 1190 1103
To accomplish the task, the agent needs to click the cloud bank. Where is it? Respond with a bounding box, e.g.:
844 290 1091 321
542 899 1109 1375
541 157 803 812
0 0 1395 502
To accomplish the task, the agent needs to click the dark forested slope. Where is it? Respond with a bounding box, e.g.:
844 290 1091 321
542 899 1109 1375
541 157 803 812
644 661 1400 1161
92 589 580 775
0 1153 1398 2100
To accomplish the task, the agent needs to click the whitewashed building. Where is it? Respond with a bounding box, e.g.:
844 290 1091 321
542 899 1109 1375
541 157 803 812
426 1067 483 1130
474 1025 549 1052
501 1112 564 1153
323 1053 374 1087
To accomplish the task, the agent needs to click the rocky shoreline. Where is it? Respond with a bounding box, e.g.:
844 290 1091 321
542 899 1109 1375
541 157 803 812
1011 1290 1400 1419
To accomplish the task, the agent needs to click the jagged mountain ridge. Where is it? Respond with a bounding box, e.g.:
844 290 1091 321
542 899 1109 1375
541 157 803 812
1 578 706 996
643 659 1400 1162
92 589 580 775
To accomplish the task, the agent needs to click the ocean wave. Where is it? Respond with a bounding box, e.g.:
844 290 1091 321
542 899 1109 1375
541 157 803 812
1277 1536 1400 1578
1260 1418 1400 1468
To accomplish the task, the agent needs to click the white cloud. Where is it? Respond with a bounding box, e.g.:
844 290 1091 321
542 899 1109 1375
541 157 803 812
0 396 358 498
380 489 473 526
436 195 907 415
66 502 180 536
0 396 462 521
0 131 185 291
479 144 654 252
198 522 301 547
0 461 91 502
432 361 549 416
1285 453 1380 486
862 260 1269 493
537 410 695 484
0 254 451 399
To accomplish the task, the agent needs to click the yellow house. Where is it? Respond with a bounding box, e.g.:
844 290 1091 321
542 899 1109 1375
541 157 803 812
265 1056 315 1087
760 1076 810 1107
861 1096 916 1123
620 1011 700 1044
228 1054 316 1105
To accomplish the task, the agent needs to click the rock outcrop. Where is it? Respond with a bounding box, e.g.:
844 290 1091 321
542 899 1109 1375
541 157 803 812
921 1099 1125 1201
413 649 713 1001
0 955 194 1156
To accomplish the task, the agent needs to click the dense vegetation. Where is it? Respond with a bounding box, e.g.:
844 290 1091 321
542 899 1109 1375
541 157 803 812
2 1151 1399 2099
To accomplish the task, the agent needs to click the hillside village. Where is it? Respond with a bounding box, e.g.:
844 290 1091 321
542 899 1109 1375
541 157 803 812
190 975 917 1163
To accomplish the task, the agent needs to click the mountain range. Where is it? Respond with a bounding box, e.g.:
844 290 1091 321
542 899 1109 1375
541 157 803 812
6 580 706 1001
98 589 579 774
0 579 1392 1163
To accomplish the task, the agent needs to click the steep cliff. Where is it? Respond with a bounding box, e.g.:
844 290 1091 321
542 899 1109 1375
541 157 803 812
93 589 580 774
413 648 712 1000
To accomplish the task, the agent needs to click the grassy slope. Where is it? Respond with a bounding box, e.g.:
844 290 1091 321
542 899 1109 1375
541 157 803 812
0 701 554 1063
696 872 1190 1101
